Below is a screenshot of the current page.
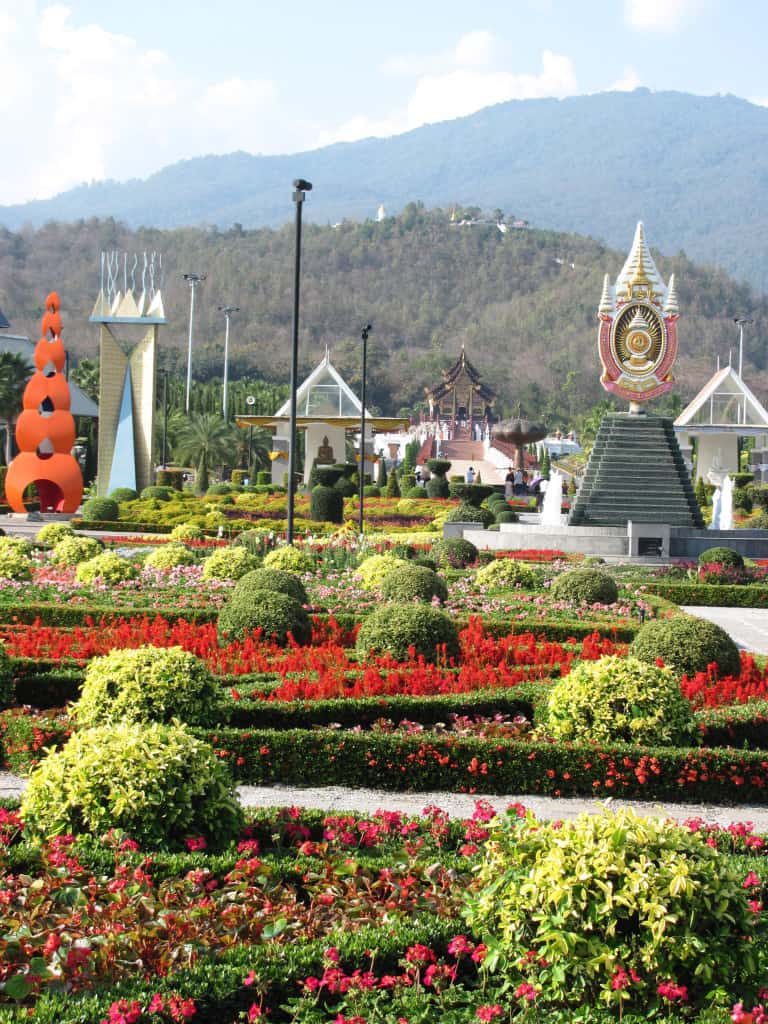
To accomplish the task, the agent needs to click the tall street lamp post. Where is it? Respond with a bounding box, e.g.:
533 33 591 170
358 324 372 535
218 305 239 421
246 394 256 479
161 369 169 469
734 317 754 379
183 273 206 414
287 178 312 545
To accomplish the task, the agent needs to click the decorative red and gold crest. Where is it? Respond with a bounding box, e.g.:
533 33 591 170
598 222 679 404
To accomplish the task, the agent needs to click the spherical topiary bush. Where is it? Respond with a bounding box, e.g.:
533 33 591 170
356 553 410 591
201 546 258 581
445 502 495 528
430 537 478 569
75 551 138 585
232 568 308 606
263 544 314 574
544 655 695 746
363 485 380 497
74 645 220 728
464 808 765 1011
413 556 438 572
380 564 448 604
356 603 459 662
698 545 744 568
630 614 741 678
140 485 173 502
109 487 138 502
218 588 311 644
145 543 197 571
21 721 243 851
170 522 205 541
81 497 119 522
549 567 619 605
0 543 34 581
475 558 541 590
310 485 344 524
51 535 103 566
495 509 520 524
206 483 233 496
36 522 75 547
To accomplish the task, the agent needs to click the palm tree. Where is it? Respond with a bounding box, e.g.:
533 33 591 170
0 352 32 465
173 413 233 493
70 358 100 402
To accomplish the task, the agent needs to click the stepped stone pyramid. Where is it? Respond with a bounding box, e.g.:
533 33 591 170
568 413 703 528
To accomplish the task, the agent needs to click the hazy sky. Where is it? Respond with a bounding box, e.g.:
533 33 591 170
1 0 766 205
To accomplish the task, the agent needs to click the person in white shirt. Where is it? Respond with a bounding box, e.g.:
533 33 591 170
466 466 475 484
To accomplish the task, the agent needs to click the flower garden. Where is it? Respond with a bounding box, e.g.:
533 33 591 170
2 490 768 1023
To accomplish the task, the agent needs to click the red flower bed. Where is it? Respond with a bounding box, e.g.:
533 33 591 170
0 616 621 698
493 549 567 562
682 653 768 708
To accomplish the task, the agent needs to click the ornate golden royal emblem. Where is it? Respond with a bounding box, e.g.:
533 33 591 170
598 222 679 404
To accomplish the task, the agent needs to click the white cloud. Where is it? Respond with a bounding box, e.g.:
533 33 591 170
0 5 281 204
320 46 578 148
609 65 642 91
624 0 704 32
454 30 495 67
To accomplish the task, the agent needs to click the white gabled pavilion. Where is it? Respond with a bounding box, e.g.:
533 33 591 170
236 348 409 485
674 364 768 481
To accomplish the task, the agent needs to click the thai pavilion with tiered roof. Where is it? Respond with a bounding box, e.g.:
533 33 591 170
424 346 496 429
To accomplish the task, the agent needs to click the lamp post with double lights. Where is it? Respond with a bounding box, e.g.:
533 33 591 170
286 178 312 545
358 324 372 535
734 317 754 379
183 273 206 414
218 305 239 421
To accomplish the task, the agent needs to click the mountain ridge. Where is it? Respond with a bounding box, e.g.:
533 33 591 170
2 89 767 289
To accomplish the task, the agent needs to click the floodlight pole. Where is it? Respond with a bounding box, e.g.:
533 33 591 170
358 324 372 535
287 178 312 546
183 273 206 414
734 317 754 380
218 305 239 421
161 369 169 469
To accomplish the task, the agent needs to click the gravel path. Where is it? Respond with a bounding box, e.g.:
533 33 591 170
4 772 768 828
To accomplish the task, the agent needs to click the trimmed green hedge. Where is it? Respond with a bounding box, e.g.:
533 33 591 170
643 582 768 607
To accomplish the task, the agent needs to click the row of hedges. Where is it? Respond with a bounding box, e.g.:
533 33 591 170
643 582 768 607
6 716 768 803
0 603 641 640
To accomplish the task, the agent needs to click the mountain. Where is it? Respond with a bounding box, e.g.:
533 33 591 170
0 212 763 427
1 90 767 290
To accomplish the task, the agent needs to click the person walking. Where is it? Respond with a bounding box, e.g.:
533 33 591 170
466 466 475 484
504 467 514 499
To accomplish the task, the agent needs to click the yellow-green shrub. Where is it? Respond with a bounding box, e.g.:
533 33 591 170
50 535 103 566
0 542 34 581
170 522 205 541
75 551 138 584
21 721 243 850
36 522 75 547
464 807 765 1010
263 544 314 573
73 645 220 728
543 655 696 747
145 543 197 570
355 553 409 591
475 558 541 590
201 546 258 581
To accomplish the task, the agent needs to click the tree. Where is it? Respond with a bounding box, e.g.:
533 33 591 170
173 413 233 493
0 352 32 465
71 358 100 402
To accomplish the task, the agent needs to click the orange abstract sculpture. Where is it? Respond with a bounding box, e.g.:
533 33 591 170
5 293 83 513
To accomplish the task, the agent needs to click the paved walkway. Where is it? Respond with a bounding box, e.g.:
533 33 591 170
3 772 768 828
682 606 768 655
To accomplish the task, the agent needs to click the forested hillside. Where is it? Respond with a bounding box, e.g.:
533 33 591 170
1 90 767 289
0 208 764 428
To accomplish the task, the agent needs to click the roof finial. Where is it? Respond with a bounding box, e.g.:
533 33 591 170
664 273 679 315
599 273 613 314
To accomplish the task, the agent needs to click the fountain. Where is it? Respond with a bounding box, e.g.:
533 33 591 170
720 475 734 531
541 470 564 527
709 486 722 531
